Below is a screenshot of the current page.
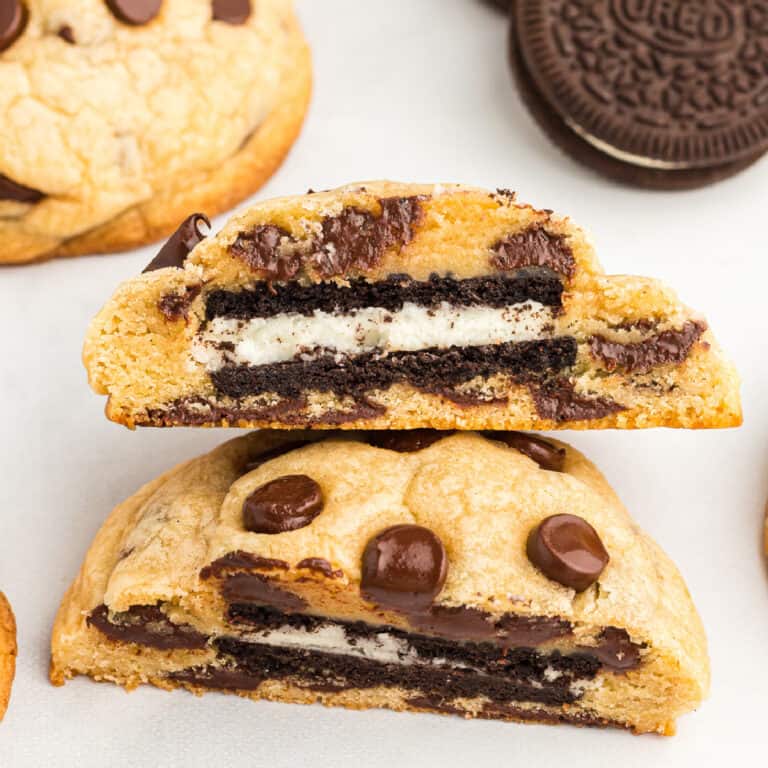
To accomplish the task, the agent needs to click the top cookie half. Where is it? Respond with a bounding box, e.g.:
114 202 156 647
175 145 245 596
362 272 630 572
0 0 310 264
83 181 742 431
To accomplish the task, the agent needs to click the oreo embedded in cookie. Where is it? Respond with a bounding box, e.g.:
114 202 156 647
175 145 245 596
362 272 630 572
510 1 768 189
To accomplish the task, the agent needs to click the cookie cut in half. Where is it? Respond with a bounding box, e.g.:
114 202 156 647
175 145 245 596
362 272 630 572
0 0 310 264
0 592 16 722
51 431 709 735
83 182 740 430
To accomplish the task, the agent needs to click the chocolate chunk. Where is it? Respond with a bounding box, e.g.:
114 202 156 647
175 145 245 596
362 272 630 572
87 604 208 650
496 614 572 646
491 431 565 471
199 550 289 579
157 285 201 322
590 321 706 374
530 379 626 423
527 514 609 592
297 558 343 579
0 0 26 52
584 627 643 672
106 0 162 25
408 606 496 642
367 430 454 453
212 0 251 24
361 525 448 612
0 172 43 204
229 224 297 280
221 573 307 612
242 475 324 534
511 2 768 189
490 227 575 278
142 213 210 273
228 197 426 280
57 24 76 44
171 665 263 691
310 197 425 277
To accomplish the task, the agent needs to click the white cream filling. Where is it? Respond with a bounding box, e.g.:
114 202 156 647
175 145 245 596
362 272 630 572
193 301 556 369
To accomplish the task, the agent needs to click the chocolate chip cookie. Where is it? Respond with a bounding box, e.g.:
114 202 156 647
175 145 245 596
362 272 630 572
82 181 741 430
0 0 311 264
50 431 709 735
0 592 16 722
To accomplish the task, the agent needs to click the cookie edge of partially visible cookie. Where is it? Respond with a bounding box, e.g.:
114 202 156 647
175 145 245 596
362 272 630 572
4 7 313 265
0 592 17 722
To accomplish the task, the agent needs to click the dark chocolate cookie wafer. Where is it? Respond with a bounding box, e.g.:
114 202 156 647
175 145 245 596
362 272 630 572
510 1 768 189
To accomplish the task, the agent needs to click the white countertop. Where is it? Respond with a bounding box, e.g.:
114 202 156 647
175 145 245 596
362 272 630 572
1 1 766 764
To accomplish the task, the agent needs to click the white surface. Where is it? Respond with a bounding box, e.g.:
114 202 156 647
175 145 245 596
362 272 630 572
1 0 767 764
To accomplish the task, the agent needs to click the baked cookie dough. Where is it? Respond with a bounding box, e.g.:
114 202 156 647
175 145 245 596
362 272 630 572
51 431 709 735
83 181 741 430
0 592 16 722
0 0 311 264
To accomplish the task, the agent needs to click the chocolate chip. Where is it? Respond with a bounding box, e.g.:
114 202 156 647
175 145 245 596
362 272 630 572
297 558 343 579
0 172 43 203
212 0 251 24
527 514 609 592
242 475 324 535
57 24 76 44
142 213 210 273
106 0 162 25
408 606 495 641
491 432 565 471
0 0 27 52
585 627 642 671
367 430 454 453
361 525 447 612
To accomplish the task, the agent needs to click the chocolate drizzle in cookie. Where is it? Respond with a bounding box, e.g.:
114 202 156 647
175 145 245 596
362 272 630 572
228 197 427 279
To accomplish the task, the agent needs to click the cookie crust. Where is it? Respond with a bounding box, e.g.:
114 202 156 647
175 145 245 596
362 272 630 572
0 593 16 722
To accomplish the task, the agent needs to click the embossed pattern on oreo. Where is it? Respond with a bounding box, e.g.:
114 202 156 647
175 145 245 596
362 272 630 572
515 0 768 168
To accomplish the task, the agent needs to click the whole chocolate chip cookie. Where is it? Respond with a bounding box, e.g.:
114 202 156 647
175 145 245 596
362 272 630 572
50 430 709 735
82 181 740 431
0 0 311 264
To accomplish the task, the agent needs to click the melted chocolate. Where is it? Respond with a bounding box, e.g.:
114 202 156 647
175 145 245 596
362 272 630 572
221 573 307 613
490 227 575 278
87 604 208 650
530 380 626 422
590 321 706 374
228 197 426 280
0 172 43 203
157 285 201 322
296 558 344 578
200 551 289 579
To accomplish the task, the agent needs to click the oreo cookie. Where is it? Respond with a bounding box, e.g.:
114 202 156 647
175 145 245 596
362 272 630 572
510 1 768 189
